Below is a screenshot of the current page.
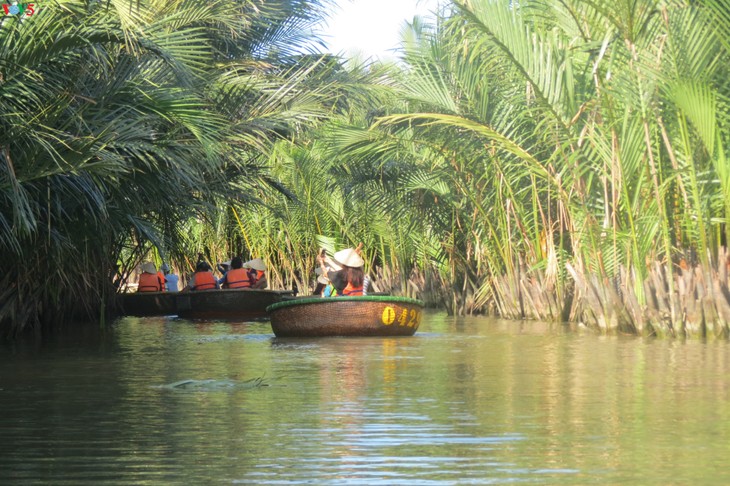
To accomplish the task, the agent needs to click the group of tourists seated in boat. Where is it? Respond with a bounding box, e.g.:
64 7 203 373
137 257 266 292
186 257 267 291
137 246 370 297
315 247 369 297
137 262 178 292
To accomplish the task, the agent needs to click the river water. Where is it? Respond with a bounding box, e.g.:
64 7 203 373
1 311 729 484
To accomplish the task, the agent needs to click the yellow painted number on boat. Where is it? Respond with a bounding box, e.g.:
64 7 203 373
408 309 418 327
381 306 396 325
398 309 408 326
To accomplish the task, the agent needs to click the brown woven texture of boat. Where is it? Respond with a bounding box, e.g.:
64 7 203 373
267 296 424 337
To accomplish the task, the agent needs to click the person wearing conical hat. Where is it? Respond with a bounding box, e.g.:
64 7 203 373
243 258 267 289
318 246 365 297
314 266 330 297
316 249 344 296
137 262 165 292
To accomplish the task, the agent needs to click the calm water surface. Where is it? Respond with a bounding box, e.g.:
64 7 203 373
1 312 729 484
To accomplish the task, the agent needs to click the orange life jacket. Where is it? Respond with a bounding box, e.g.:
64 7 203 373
157 271 166 292
192 271 217 290
225 268 252 289
250 270 265 284
138 272 162 292
341 283 363 296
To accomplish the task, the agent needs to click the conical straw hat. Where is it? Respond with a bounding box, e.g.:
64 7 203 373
243 258 267 271
315 267 330 285
333 248 364 268
141 262 157 274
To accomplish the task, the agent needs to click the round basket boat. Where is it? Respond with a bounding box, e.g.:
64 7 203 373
266 296 424 337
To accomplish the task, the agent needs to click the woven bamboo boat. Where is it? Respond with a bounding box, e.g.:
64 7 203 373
120 291 177 317
176 289 295 320
266 296 424 337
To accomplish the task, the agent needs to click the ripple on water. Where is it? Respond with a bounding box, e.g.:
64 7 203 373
4 313 730 485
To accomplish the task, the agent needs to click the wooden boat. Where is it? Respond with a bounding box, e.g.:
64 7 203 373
120 291 177 317
176 289 296 320
266 296 424 337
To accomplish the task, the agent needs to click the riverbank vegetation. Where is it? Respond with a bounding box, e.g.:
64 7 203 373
3 0 730 339
0 0 345 337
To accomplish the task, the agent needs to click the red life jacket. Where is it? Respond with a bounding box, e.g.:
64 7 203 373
249 269 264 284
138 272 162 292
156 271 166 292
192 271 217 290
225 268 251 289
341 283 363 296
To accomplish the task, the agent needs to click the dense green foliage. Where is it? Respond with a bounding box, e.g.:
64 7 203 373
247 0 730 336
0 0 343 337
324 0 730 335
4 0 730 338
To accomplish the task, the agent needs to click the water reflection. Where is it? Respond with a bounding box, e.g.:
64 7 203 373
0 312 729 484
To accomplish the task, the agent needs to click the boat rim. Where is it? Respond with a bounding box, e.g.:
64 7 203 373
267 295 424 313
